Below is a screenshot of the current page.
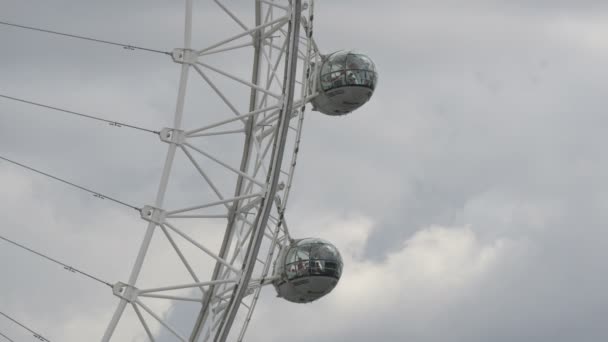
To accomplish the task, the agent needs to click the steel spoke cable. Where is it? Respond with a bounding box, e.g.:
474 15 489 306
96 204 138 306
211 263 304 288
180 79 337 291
0 331 14 342
0 20 171 56
0 311 50 342
0 155 140 211
0 94 160 135
0 234 112 288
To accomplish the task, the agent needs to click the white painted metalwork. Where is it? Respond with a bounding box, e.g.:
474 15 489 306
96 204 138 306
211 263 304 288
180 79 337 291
101 1 322 341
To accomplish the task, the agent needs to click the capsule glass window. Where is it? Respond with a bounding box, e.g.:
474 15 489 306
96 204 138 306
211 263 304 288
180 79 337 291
330 53 347 72
320 52 377 92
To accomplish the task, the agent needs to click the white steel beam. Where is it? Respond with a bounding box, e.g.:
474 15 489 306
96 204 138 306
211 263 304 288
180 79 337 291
185 105 279 136
192 64 242 117
183 142 266 187
179 145 229 206
213 2 303 340
187 129 245 138
137 300 188 342
138 293 204 303
260 0 289 11
196 16 288 55
159 224 205 294
213 0 249 31
166 192 262 216
139 279 238 295
132 303 155 342
101 2 193 340
196 61 282 99
199 41 254 57
163 222 241 274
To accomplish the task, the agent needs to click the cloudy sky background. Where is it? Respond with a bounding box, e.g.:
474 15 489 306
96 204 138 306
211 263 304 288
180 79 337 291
1 0 608 341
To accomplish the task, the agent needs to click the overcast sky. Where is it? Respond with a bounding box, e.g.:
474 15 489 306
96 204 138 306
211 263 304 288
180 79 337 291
1 0 608 341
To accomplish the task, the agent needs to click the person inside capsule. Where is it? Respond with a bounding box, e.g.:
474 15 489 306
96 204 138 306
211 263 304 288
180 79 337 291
284 238 342 281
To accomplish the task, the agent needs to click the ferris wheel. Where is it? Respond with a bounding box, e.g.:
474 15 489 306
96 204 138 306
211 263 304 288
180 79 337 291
0 0 377 341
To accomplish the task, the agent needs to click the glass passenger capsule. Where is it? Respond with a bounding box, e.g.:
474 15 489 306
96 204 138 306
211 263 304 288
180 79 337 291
311 51 378 115
273 238 343 303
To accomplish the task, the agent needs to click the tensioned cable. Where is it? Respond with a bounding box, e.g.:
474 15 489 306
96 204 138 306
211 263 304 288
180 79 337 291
0 20 171 56
0 234 112 288
0 94 160 135
0 331 14 342
0 155 140 211
0 311 50 342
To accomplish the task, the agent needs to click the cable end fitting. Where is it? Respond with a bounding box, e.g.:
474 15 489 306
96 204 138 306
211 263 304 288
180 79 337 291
140 205 167 225
113 282 139 303
172 48 198 65
159 128 186 145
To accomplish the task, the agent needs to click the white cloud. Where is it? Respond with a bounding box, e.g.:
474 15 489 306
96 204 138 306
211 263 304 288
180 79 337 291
248 216 525 341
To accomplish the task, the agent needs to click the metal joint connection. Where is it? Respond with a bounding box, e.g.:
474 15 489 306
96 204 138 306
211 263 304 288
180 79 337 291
277 96 285 109
112 282 139 303
171 48 198 64
159 128 186 145
140 205 167 225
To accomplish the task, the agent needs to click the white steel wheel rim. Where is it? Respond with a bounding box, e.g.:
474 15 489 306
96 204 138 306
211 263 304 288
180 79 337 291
102 1 321 341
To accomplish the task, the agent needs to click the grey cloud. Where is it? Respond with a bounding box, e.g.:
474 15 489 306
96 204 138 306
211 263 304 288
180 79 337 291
2 1 608 342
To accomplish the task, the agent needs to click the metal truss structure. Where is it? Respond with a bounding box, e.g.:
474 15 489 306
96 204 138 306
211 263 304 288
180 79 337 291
100 0 322 341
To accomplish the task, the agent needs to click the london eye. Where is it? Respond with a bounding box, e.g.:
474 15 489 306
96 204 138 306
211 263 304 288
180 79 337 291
0 1 377 340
